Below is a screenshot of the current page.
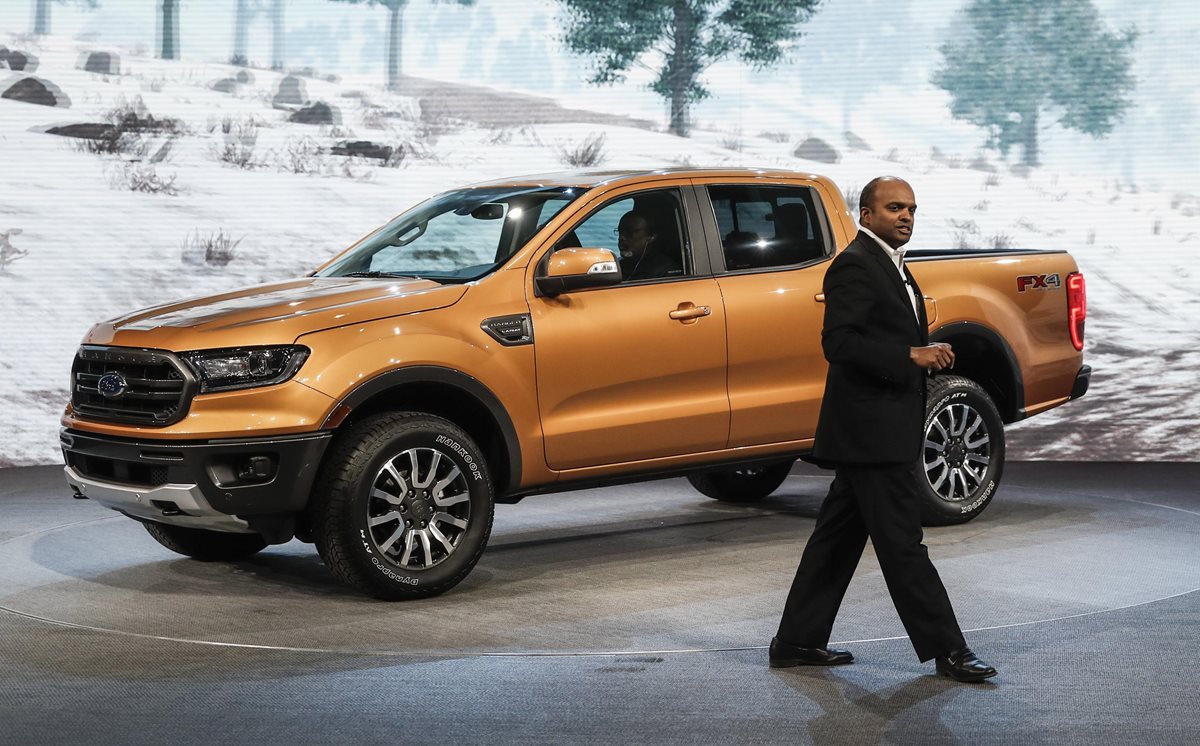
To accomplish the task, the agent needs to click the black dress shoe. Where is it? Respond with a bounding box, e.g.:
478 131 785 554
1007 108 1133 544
769 637 854 668
935 647 997 682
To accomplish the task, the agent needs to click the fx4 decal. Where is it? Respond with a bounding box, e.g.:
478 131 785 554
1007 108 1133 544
1017 273 1061 292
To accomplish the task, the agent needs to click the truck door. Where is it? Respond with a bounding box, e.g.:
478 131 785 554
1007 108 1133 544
697 180 835 447
530 185 730 470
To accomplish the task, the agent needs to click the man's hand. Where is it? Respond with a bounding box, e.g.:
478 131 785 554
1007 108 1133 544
910 343 955 371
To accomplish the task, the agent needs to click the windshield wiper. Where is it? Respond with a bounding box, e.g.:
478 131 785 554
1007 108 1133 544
343 271 423 279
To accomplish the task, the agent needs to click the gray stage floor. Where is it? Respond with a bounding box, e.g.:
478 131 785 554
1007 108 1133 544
2 461 1198 744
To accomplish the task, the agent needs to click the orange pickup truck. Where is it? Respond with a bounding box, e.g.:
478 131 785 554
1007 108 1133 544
60 168 1090 599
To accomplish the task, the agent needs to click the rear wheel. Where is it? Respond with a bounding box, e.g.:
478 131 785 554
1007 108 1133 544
918 375 1005 526
308 412 494 600
687 461 793 503
143 522 268 561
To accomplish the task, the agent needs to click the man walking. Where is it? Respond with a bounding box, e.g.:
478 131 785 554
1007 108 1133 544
771 177 997 683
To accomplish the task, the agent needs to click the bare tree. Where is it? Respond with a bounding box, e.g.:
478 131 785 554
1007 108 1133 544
231 0 254 65
330 0 474 92
157 0 181 60
231 0 287 69
31 0 99 37
270 0 286 70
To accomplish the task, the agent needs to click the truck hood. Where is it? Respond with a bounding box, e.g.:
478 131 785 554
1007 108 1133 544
85 277 468 351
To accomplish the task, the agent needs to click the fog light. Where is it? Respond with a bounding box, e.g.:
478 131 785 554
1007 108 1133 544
236 455 275 483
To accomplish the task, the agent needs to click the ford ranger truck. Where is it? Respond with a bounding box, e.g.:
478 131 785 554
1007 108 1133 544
61 168 1091 599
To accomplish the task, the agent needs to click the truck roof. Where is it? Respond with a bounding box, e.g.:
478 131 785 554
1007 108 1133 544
466 167 830 189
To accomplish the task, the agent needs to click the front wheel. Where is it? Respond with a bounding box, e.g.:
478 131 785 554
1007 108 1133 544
309 412 494 600
687 461 793 503
918 375 1005 526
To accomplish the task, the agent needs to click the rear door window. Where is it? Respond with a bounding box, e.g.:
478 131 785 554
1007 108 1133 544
706 185 830 272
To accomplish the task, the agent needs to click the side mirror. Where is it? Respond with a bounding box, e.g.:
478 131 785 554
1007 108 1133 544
536 248 622 296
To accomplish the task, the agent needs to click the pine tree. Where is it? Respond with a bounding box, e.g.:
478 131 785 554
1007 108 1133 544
559 0 821 137
330 0 475 92
933 0 1136 167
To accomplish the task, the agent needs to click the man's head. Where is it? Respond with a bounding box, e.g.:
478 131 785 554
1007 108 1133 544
617 211 656 261
859 177 916 249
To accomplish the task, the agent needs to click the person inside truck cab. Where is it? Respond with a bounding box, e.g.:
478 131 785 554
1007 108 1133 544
616 210 682 281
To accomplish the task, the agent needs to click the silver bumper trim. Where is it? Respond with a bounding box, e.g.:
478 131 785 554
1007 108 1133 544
64 465 253 533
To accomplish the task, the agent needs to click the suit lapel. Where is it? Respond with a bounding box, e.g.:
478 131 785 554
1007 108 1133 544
904 263 930 344
859 231 912 319
855 232 929 341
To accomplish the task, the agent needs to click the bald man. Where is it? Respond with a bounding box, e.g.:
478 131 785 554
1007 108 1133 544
770 177 997 683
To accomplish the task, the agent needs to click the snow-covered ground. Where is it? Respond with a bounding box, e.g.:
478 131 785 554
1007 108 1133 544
1 35 1197 466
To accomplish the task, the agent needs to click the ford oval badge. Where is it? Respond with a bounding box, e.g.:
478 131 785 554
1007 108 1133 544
97 372 128 399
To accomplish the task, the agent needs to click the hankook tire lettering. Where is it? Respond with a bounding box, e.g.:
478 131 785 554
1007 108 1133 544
434 435 483 481
960 480 996 514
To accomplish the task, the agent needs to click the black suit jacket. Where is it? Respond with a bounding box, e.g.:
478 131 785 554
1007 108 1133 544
812 232 929 464
621 249 682 282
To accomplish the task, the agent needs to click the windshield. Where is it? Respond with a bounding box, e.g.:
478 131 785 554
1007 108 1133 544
317 186 581 282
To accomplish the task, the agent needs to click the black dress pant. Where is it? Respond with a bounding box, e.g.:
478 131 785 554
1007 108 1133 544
776 462 966 662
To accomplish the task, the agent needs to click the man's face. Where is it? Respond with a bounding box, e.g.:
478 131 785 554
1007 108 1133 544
617 215 654 260
860 180 917 249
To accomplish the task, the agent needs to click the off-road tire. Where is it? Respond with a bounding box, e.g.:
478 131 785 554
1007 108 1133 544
687 461 794 503
918 375 1006 526
143 522 268 561
308 412 494 600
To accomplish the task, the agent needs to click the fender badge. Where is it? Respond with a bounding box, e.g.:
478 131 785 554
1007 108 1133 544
1017 273 1061 292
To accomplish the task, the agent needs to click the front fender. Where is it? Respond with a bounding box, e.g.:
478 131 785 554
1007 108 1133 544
294 316 540 491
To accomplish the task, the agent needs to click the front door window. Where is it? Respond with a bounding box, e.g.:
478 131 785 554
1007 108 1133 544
555 189 690 282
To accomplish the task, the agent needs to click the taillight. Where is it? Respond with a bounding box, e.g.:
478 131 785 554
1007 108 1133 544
1067 272 1086 351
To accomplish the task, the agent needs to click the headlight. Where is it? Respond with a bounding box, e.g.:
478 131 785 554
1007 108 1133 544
180 345 310 393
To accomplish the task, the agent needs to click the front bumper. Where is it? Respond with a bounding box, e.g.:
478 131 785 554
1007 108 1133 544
61 428 331 536
64 469 257 533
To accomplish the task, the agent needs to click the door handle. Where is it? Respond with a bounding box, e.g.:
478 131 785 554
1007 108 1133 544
669 304 711 321
814 293 825 303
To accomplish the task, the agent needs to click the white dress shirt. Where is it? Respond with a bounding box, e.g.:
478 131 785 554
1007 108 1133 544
860 226 920 322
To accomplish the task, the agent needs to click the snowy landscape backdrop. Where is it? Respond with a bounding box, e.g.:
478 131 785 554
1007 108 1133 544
1 0 1197 466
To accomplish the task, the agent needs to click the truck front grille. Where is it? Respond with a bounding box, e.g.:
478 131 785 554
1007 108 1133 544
71 346 197 426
